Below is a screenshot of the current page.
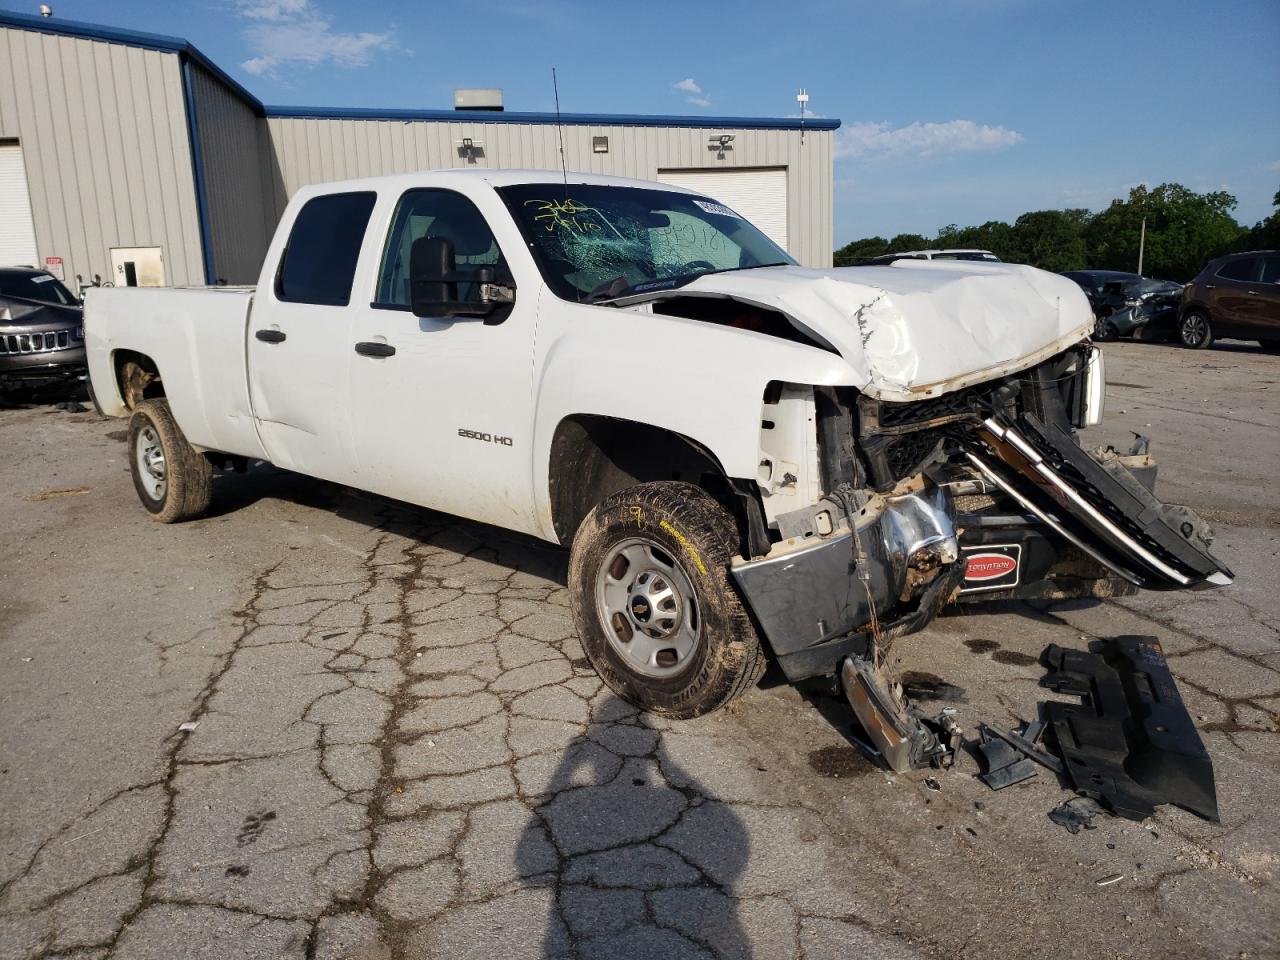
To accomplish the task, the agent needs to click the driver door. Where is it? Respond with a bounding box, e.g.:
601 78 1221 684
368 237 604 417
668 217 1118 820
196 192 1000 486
346 188 541 534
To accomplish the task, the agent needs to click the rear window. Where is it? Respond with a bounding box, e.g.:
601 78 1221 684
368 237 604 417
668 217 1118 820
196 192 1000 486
276 192 377 306
1261 257 1280 284
1217 257 1260 283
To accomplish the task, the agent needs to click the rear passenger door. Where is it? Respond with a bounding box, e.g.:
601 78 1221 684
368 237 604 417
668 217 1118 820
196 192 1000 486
247 191 376 484
1211 256 1260 334
1252 256 1280 340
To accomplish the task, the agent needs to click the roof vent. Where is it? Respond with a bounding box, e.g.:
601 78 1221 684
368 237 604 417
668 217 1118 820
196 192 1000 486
454 88 503 112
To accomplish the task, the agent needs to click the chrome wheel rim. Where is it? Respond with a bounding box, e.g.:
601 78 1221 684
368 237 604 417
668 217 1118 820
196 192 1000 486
595 537 701 679
135 425 166 501
1182 314 1207 347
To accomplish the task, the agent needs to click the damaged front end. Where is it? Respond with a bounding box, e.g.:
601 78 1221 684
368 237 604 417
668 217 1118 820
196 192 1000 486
729 344 1234 711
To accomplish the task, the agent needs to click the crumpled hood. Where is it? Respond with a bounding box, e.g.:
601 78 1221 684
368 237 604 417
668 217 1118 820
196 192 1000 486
0 296 82 332
672 261 1094 400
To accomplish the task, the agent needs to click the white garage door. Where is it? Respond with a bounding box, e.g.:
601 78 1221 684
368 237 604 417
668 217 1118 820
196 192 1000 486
0 142 39 267
657 167 788 253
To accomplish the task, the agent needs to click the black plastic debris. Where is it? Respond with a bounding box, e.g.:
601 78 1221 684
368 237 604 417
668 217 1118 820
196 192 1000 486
984 721 1065 776
54 401 88 413
1048 796 1107 834
1043 636 1219 822
977 738 1037 790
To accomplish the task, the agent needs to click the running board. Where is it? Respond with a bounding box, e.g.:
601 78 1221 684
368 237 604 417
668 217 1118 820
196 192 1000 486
966 415 1232 590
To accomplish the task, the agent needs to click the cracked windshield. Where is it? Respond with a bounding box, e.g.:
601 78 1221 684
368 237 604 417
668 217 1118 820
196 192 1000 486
498 183 793 301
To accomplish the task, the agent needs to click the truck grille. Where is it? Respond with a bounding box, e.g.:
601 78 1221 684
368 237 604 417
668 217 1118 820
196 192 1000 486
0 329 75 355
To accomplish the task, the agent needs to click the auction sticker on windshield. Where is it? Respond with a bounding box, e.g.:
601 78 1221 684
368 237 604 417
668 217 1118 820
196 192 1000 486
693 199 740 218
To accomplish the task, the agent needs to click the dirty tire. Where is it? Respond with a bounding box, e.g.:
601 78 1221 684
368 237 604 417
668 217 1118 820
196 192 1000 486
1178 309 1213 349
127 398 212 523
569 481 766 719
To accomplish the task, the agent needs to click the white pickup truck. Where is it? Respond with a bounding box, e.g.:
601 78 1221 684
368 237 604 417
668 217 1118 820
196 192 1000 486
86 169 1231 736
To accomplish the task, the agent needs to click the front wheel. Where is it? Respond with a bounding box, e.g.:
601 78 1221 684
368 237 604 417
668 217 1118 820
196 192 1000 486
128 398 212 522
1093 316 1119 341
1178 310 1214 349
568 481 766 719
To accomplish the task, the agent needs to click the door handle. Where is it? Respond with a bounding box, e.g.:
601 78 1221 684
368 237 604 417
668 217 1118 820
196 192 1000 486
255 329 286 343
1204 284 1216 290
354 341 396 358
1247 290 1259 296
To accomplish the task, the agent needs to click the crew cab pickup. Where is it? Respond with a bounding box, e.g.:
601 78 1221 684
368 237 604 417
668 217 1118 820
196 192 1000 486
86 170 1232 725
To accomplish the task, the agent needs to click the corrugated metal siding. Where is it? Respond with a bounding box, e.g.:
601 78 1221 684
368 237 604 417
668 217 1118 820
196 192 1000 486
264 118 834 267
189 65 271 284
0 26 203 289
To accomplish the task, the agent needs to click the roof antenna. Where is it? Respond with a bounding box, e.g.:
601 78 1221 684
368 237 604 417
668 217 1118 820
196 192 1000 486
552 67 569 200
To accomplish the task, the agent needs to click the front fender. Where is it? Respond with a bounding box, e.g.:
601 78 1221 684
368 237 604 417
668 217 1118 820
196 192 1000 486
529 293 858 541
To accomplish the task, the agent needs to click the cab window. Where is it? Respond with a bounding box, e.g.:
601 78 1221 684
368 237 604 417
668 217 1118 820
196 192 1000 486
275 192 377 306
375 189 507 308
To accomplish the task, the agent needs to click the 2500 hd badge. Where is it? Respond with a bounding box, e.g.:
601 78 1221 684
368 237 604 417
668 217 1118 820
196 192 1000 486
458 428 513 446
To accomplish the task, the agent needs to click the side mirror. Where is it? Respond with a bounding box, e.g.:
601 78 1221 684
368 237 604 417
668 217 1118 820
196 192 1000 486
409 236 515 322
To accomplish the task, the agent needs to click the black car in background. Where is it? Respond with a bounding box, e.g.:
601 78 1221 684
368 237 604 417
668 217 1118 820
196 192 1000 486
1060 270 1183 341
0 267 87 391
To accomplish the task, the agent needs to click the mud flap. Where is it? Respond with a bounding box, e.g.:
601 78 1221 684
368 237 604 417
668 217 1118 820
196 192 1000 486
1043 637 1219 822
965 414 1233 590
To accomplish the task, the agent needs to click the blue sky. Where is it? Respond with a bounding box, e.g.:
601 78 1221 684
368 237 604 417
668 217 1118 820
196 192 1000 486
24 0 1280 243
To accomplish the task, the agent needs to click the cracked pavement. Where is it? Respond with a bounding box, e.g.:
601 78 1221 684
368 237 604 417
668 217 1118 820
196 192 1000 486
2 340 1278 959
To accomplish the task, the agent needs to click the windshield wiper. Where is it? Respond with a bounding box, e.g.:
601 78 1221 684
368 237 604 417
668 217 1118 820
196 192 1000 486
585 263 790 305
585 273 705 305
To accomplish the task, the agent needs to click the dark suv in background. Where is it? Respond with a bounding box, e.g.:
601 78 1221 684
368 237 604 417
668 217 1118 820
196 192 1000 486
0 266 87 392
1178 251 1280 350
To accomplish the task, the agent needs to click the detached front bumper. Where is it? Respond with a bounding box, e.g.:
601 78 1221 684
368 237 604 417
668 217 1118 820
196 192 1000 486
730 487 965 682
730 415 1231 683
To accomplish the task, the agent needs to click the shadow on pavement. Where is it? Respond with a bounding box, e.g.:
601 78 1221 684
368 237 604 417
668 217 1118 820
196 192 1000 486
515 697 751 958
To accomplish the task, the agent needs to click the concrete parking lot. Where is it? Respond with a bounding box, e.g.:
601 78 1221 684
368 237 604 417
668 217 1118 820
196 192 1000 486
1 340 1277 960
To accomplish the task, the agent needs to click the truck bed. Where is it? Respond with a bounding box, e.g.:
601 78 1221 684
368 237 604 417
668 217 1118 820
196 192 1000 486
85 286 267 461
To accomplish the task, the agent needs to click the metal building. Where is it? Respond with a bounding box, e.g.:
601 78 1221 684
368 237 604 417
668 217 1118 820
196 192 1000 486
0 10 839 290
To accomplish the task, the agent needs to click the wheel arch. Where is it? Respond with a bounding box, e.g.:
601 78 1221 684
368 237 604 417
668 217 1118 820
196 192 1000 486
547 414 767 555
112 348 166 410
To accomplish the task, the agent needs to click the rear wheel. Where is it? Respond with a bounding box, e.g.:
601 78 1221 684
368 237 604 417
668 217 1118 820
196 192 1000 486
1259 340 1280 354
568 481 766 719
1178 310 1213 349
128 398 212 522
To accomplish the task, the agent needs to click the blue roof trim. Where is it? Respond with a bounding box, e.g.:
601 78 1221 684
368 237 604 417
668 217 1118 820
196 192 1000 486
0 9 265 114
0 10 840 132
265 105 841 131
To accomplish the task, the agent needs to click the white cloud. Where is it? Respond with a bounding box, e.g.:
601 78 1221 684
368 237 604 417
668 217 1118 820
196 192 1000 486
672 78 711 108
235 0 311 20
234 0 396 78
837 119 1023 160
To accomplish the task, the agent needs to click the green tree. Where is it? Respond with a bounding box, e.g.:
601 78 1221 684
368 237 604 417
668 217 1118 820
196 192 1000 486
1085 183 1245 281
834 236 890 266
888 233 930 252
935 221 1014 258
1006 209 1090 271
1241 185 1280 251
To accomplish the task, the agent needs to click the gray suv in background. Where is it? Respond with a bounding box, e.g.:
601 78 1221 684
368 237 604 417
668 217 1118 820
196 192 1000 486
0 267 87 391
1178 251 1280 350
